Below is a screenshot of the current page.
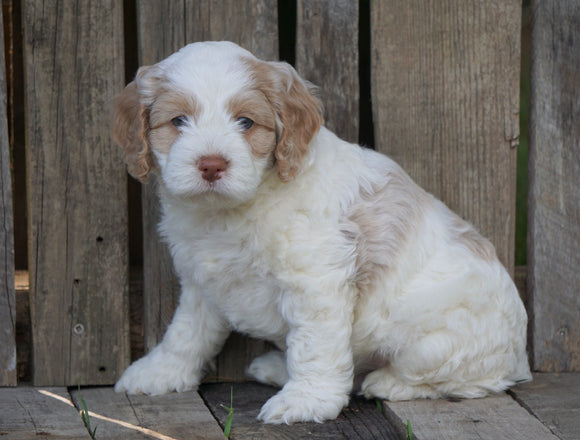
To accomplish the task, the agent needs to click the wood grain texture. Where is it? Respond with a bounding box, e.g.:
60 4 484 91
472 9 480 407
23 1 129 386
511 373 580 440
140 176 180 353
0 387 91 439
70 386 225 439
296 0 359 143
383 393 559 440
199 382 399 439
371 0 521 274
0 5 16 387
135 0 278 379
527 0 580 372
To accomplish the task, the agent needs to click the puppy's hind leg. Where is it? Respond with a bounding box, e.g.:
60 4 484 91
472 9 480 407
361 327 516 401
360 366 441 401
247 350 289 388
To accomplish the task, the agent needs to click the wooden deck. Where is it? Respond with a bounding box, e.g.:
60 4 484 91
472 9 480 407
1 373 578 440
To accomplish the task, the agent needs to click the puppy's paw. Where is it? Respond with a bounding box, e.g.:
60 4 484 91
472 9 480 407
115 352 199 396
361 368 439 401
247 351 289 388
257 384 348 424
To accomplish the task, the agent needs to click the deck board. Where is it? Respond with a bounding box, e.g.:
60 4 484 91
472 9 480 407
0 386 91 439
69 387 225 440
383 392 560 440
510 373 580 440
199 381 399 439
2 375 579 439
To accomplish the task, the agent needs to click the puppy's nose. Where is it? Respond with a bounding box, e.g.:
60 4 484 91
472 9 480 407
198 155 228 182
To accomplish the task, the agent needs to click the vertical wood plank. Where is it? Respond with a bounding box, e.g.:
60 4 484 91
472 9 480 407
295 0 359 143
528 0 580 372
371 0 521 274
24 1 129 385
135 0 278 380
141 177 180 353
0 5 16 387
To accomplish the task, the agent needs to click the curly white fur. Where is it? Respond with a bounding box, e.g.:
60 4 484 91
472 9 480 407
112 41 531 424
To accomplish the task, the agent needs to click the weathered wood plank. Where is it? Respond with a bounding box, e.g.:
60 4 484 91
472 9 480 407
527 0 580 372
0 386 91 439
140 176 180 353
70 387 146 439
383 393 559 440
23 0 129 385
136 0 194 356
70 387 225 440
371 0 521 274
199 382 399 439
135 0 278 381
296 0 359 143
511 373 580 440
0 5 16 387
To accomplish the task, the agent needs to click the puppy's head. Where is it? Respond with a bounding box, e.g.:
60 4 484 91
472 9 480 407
112 41 323 203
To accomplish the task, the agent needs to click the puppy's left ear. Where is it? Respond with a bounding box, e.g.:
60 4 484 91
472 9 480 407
258 61 324 182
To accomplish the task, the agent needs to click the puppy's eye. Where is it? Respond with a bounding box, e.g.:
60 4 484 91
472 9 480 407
171 116 187 127
237 117 254 131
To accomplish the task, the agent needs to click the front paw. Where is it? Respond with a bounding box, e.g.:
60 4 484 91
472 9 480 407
115 351 199 396
257 383 348 424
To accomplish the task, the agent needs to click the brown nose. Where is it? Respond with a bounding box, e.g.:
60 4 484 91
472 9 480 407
197 155 228 182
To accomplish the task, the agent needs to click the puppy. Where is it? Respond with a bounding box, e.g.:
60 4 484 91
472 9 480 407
113 41 531 424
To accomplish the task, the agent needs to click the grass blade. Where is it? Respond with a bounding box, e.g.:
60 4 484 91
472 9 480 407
220 386 234 439
405 419 413 440
77 384 97 440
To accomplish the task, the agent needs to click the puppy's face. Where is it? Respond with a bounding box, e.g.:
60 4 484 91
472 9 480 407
113 42 323 204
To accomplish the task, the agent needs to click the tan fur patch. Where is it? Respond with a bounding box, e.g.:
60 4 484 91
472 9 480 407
227 90 277 158
347 168 432 294
149 88 200 130
112 81 155 182
148 124 178 156
451 216 497 262
242 57 324 181
147 88 202 155
347 165 498 296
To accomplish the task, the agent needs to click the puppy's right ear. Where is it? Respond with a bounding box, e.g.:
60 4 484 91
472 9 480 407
112 77 154 183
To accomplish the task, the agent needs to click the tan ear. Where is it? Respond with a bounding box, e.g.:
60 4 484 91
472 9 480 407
112 80 154 183
253 61 324 181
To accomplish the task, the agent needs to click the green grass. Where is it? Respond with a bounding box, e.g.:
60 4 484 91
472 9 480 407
405 419 414 440
77 385 97 440
376 399 413 440
220 386 234 439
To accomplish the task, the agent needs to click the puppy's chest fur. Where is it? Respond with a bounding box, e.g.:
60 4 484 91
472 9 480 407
160 198 305 339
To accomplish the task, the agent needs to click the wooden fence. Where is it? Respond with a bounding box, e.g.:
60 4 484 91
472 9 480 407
0 0 578 387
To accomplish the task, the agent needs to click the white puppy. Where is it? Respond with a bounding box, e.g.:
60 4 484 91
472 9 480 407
113 41 531 424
